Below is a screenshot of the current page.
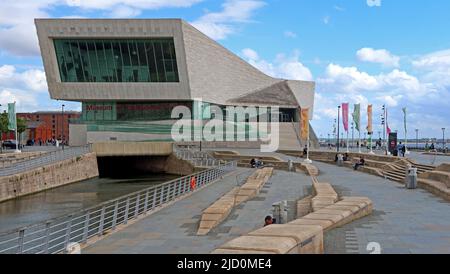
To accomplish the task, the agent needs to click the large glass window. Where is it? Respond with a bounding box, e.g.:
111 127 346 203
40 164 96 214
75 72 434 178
54 38 179 83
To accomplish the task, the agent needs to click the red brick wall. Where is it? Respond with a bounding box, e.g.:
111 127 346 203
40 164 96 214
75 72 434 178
15 112 81 142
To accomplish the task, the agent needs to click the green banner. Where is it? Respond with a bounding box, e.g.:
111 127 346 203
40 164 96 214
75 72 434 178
7 102 16 131
352 104 360 132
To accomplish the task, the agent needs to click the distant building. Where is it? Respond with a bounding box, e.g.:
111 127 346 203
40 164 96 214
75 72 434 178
35 19 317 149
17 111 81 144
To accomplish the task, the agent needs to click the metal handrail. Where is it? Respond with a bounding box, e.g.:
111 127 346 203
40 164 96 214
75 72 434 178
0 145 92 177
0 161 237 254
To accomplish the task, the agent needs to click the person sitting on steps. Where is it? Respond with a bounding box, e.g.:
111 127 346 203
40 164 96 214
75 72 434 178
353 157 365 170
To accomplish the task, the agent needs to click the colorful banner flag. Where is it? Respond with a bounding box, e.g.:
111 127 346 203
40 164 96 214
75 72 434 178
342 103 349 132
300 108 309 140
352 104 360 132
402 107 407 134
367 104 373 134
7 102 16 131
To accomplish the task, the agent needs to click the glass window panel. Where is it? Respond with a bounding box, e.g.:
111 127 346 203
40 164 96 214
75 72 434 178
103 42 117 82
145 42 158 82
53 38 179 83
77 41 90 82
136 41 149 82
54 40 68 82
69 41 85 82
154 42 166 82
112 41 123 82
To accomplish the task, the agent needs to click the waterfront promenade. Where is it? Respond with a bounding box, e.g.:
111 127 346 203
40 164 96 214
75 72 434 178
84 151 450 254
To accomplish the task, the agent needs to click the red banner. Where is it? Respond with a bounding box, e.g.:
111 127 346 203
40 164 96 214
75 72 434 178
342 103 349 132
300 108 309 140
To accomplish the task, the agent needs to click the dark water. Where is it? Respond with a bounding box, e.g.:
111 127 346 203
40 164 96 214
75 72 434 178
0 174 179 232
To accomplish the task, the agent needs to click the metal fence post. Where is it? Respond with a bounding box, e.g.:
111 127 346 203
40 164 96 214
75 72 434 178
143 190 149 213
43 222 51 254
82 212 90 244
152 188 157 209
112 201 119 230
160 185 165 204
64 215 73 252
124 197 130 225
17 229 25 254
98 207 106 237
134 194 140 219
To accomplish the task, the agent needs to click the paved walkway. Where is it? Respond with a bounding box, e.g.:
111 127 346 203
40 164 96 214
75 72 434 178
84 168 311 254
314 161 450 254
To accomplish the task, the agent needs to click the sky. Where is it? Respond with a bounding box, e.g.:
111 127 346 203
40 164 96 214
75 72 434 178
0 0 449 139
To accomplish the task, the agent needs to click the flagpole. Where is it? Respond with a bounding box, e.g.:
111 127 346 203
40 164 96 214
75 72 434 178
14 102 20 153
346 130 349 152
358 130 361 153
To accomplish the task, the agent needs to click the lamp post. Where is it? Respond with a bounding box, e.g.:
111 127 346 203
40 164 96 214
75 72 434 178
337 106 341 152
415 129 419 151
443 128 446 152
61 104 65 150
351 122 354 150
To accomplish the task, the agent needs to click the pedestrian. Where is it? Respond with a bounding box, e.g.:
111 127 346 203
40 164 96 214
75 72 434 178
303 145 308 157
264 216 273 227
353 157 365 170
401 144 406 157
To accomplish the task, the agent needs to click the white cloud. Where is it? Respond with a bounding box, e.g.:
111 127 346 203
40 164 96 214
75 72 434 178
323 16 330 25
334 5 345 12
356 48 400 67
191 0 266 40
284 30 297 38
412 49 450 87
242 48 259 61
109 5 141 18
367 0 382 7
0 89 39 110
242 48 313 81
0 65 47 93
0 0 205 56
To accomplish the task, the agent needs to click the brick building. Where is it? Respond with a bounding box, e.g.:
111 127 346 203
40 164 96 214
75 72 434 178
17 111 81 144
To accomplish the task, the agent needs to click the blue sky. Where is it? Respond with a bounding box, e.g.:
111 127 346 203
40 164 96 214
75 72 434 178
0 0 449 139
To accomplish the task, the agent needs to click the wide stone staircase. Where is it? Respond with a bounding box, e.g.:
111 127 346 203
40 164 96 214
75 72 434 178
381 159 435 183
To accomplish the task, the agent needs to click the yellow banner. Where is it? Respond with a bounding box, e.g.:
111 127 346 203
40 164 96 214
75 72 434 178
300 108 309 140
367 104 373 134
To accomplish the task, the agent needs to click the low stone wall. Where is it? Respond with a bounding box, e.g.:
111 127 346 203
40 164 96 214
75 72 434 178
311 183 339 211
197 168 273 236
0 151 47 168
0 153 99 203
212 163 373 254
212 224 323 254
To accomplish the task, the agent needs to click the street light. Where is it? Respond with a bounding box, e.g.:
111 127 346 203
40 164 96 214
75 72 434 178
415 129 419 150
443 128 446 152
351 122 354 150
337 106 341 152
61 104 65 150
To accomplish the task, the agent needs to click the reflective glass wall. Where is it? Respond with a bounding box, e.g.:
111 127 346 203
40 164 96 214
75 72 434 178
53 38 179 83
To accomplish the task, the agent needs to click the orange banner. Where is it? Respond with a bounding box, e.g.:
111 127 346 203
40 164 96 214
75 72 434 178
367 105 373 134
300 108 309 140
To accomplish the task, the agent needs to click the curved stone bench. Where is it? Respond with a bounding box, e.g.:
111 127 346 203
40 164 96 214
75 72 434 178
290 197 373 232
197 168 274 235
311 182 339 211
211 224 323 254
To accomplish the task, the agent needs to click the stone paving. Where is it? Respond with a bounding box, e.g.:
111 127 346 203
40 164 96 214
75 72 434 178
84 148 450 254
84 168 311 254
314 161 450 254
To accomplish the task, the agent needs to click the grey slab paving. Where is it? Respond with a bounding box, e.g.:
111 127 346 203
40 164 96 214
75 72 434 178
84 168 311 254
315 161 450 254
